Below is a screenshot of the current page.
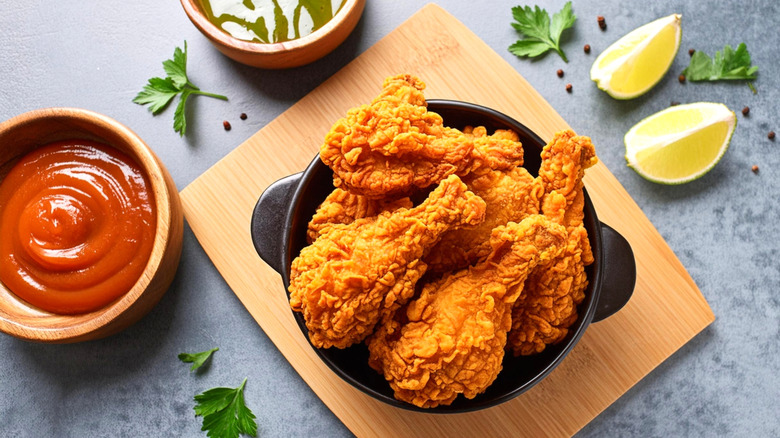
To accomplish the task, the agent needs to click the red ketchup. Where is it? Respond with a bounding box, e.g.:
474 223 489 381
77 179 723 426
0 140 156 314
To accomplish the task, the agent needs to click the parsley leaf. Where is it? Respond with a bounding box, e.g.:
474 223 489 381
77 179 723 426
509 2 576 62
194 378 258 438
133 41 228 136
133 77 180 114
682 43 759 93
174 89 192 138
178 347 219 371
163 45 190 89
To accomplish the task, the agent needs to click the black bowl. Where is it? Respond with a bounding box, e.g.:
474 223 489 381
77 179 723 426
251 100 636 412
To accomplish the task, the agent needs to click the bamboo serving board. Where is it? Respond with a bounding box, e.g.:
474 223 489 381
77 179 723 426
180 4 714 437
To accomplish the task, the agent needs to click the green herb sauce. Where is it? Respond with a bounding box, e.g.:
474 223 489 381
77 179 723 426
198 0 346 44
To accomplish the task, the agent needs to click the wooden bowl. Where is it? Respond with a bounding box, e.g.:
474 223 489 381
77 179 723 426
179 0 365 69
0 108 184 343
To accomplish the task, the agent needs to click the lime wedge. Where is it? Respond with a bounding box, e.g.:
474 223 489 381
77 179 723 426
591 14 682 99
625 103 736 184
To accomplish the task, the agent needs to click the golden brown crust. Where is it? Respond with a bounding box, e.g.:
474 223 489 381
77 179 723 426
306 189 413 243
508 130 598 356
368 216 567 408
464 126 524 175
424 167 543 272
319 75 525 198
289 175 486 349
297 73 603 408
319 75 474 198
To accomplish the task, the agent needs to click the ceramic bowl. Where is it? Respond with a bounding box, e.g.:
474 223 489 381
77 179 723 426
0 108 183 343
179 0 366 69
250 100 637 412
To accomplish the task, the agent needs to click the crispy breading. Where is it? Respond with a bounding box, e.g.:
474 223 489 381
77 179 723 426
306 189 413 243
320 75 474 198
289 175 486 349
294 72 604 408
464 125 525 175
508 130 597 356
319 75 525 198
424 166 543 272
368 216 567 408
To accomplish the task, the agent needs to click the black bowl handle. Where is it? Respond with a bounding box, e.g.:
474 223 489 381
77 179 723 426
251 173 302 274
592 223 636 322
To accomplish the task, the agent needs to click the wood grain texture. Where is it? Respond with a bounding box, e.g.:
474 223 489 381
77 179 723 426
180 5 714 437
0 108 183 343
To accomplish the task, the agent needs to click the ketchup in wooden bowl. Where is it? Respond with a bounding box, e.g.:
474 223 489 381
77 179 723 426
0 140 156 314
0 107 182 343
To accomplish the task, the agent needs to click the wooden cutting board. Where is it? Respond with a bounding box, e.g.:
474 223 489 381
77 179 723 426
180 4 714 437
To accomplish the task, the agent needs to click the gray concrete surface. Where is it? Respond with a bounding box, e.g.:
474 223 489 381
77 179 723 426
1 1 778 436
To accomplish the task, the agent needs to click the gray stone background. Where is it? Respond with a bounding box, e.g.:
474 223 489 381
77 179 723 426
0 1 778 436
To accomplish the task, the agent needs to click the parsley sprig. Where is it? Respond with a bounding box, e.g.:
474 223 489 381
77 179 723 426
194 378 258 438
133 41 228 136
509 2 576 62
179 348 257 438
179 348 219 371
682 43 759 93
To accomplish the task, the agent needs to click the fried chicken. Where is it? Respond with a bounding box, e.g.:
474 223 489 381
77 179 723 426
367 216 567 408
508 130 598 356
289 175 486 349
319 75 525 198
306 188 413 243
320 74 474 198
311 122 525 247
423 166 543 273
464 126 525 175
294 71 603 406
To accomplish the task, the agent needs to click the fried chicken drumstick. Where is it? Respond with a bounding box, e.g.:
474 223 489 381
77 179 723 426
368 215 567 408
423 125 539 273
423 166 543 273
289 175 486 349
306 189 412 243
319 75 523 198
508 130 598 356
